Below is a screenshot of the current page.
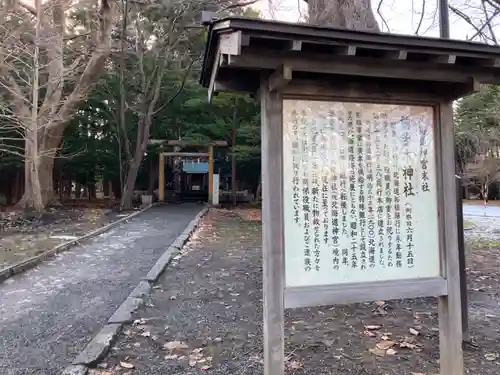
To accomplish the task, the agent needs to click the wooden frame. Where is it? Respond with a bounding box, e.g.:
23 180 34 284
261 78 463 375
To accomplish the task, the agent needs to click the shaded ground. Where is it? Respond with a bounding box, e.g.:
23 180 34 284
0 203 203 375
94 209 500 375
0 202 129 269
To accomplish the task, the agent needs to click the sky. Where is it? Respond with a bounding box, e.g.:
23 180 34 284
254 0 499 43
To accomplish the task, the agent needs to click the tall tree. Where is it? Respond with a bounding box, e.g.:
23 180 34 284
306 0 379 30
117 0 259 209
0 0 115 211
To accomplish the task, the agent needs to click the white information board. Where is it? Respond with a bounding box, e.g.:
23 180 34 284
213 174 220 205
283 100 440 288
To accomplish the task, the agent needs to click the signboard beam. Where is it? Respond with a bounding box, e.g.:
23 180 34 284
261 78 285 375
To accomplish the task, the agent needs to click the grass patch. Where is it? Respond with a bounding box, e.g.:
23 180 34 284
464 220 476 230
467 238 500 249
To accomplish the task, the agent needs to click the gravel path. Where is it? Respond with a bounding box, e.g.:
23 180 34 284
465 214 500 242
0 203 203 375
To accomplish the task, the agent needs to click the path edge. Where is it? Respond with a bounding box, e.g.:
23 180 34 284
62 206 209 373
0 204 154 285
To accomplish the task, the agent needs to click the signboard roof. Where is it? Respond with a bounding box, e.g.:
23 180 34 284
200 16 500 100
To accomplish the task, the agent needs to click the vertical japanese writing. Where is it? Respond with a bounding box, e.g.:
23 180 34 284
321 120 329 245
340 110 349 267
356 112 367 270
366 113 376 269
393 125 402 268
311 120 321 272
348 111 357 268
330 110 340 270
403 164 415 269
420 122 431 193
374 112 385 267
382 112 394 267
291 109 301 225
300 110 311 272
402 117 415 268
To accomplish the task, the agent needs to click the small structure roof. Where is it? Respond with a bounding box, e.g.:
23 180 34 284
200 16 500 100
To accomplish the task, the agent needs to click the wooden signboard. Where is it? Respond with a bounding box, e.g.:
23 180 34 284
198 16 500 375
261 84 461 375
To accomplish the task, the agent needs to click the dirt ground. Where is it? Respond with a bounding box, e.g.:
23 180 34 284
92 209 500 375
0 201 128 269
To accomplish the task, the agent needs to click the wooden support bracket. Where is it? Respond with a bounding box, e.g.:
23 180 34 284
288 40 302 51
386 50 408 60
268 65 292 92
337 45 357 56
433 54 457 64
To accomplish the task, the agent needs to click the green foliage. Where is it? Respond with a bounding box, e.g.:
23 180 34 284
51 67 260 190
0 3 263 198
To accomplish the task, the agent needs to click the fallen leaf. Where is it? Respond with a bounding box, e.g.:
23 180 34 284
410 328 420 336
323 339 335 347
120 361 134 369
288 360 304 370
369 347 386 357
164 341 189 351
386 348 398 355
376 341 395 350
400 342 418 349
365 325 382 330
200 365 212 370
484 353 498 361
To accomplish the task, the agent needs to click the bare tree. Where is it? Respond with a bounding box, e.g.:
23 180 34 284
464 156 500 204
0 0 115 211
117 0 258 210
117 0 199 210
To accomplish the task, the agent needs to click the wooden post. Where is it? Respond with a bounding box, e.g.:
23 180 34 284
232 123 237 206
438 102 464 375
208 145 214 204
159 153 165 202
261 78 285 375
456 175 469 340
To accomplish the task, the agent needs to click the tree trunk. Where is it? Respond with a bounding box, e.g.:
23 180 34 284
121 116 150 210
17 139 44 212
75 182 82 198
307 0 379 31
121 155 143 210
88 184 96 200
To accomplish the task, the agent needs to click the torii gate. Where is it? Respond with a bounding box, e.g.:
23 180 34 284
150 139 228 204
